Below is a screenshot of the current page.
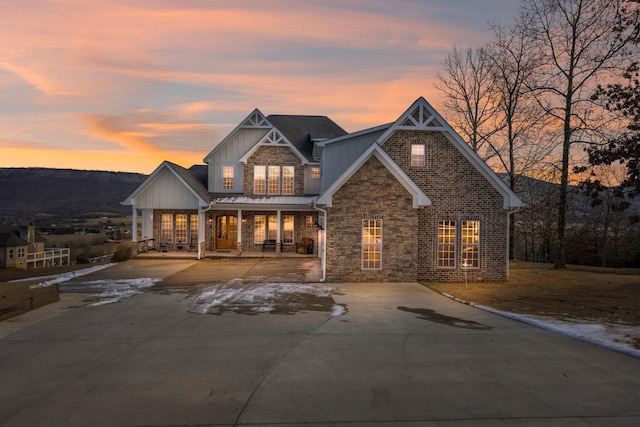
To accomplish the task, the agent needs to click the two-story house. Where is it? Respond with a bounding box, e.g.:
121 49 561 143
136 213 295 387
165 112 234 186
123 97 523 282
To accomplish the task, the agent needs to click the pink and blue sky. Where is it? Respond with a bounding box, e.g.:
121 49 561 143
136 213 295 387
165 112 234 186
1 0 520 174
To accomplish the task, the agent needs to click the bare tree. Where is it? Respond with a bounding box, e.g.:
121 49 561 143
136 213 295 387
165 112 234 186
434 46 501 156
520 0 640 269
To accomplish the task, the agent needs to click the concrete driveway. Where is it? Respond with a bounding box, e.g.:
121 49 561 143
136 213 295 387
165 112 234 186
1 259 640 426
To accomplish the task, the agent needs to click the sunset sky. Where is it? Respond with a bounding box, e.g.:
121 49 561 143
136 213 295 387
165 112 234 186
1 0 520 174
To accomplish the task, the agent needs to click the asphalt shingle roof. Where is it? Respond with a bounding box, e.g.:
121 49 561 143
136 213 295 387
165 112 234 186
266 115 347 162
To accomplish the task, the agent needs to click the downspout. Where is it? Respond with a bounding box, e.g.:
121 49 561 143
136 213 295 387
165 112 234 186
313 200 327 283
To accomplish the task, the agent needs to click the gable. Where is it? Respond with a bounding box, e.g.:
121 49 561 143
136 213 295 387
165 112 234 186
317 144 430 209
239 128 308 165
378 97 523 209
203 109 272 164
124 162 208 209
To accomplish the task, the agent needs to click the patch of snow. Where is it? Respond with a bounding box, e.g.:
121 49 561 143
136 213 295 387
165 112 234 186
18 264 116 289
190 282 338 315
331 304 347 317
441 293 640 360
59 278 162 307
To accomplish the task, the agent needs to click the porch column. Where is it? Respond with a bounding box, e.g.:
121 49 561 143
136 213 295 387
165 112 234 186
141 209 152 245
237 209 243 254
276 210 282 255
198 209 205 259
131 206 138 255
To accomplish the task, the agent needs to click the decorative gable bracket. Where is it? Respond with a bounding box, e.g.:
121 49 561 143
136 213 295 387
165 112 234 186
239 128 309 165
240 109 272 128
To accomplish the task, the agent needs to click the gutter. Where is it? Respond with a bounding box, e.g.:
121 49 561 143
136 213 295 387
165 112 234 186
313 200 327 283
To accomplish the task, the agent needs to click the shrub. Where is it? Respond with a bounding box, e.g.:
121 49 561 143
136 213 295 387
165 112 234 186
111 245 132 262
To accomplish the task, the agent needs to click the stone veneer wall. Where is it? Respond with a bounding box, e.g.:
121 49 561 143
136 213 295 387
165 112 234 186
152 209 199 250
203 210 319 253
382 130 508 281
326 156 418 282
244 146 305 196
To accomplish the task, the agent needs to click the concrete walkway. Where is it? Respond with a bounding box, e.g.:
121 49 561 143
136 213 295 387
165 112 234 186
1 260 639 426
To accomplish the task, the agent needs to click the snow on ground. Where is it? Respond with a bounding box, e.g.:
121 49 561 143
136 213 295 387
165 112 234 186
442 293 640 359
59 278 163 306
190 281 346 316
9 266 639 358
8 264 116 289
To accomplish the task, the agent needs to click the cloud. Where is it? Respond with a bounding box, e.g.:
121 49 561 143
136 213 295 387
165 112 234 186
0 0 521 173
76 110 218 154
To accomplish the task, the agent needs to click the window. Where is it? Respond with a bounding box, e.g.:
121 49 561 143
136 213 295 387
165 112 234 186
283 215 294 244
268 215 277 240
306 215 315 229
411 144 426 166
437 220 456 268
175 214 187 243
190 215 199 244
8 249 14 259
222 166 234 190
161 214 173 242
254 166 266 194
362 218 382 270
461 220 480 268
282 166 294 195
268 166 280 194
18 248 25 258
311 167 321 179
254 215 266 243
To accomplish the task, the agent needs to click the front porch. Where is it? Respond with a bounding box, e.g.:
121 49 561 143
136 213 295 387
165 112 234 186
133 249 318 260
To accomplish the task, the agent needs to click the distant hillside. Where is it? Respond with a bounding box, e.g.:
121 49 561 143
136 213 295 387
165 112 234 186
0 168 146 220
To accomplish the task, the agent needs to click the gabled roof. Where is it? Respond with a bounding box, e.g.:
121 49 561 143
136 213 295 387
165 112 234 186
317 144 431 209
238 127 309 165
122 161 210 206
378 97 524 209
0 231 29 247
266 115 347 161
203 108 272 163
315 123 391 147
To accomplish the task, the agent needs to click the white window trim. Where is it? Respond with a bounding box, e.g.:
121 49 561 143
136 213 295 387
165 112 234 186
282 166 295 195
461 220 480 270
411 143 426 166
311 166 321 179
222 164 235 191
437 220 456 269
361 218 383 270
254 165 266 195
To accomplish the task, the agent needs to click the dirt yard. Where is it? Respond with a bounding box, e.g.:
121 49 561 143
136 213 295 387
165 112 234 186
426 261 640 327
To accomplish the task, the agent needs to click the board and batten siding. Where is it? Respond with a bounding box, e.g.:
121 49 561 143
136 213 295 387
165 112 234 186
304 165 322 194
208 128 269 192
321 132 381 193
133 168 202 209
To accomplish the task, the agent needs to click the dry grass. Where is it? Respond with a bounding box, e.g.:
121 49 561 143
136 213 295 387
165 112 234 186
426 260 640 326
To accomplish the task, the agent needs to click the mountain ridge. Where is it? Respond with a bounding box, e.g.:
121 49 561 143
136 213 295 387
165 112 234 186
0 167 147 219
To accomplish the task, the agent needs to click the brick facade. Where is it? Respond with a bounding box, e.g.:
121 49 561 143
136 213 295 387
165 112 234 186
244 146 305 196
326 156 418 282
382 130 508 281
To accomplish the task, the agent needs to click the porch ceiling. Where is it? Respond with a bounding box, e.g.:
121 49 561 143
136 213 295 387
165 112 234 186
208 196 317 211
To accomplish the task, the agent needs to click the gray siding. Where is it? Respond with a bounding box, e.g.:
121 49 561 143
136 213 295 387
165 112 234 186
321 131 383 191
208 128 269 192
304 165 322 194
133 168 202 209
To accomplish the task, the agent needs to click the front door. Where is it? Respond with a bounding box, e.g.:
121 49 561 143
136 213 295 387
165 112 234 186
216 215 238 250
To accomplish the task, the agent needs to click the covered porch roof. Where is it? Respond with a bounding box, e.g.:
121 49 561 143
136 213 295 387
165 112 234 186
207 196 318 211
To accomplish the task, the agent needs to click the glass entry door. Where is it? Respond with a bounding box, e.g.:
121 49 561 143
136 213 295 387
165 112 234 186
216 215 238 250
